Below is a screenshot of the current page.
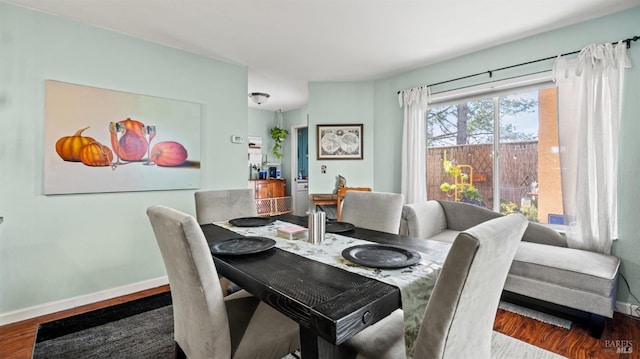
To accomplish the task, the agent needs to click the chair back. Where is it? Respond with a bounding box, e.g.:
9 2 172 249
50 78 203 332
147 205 232 358
400 200 448 238
195 189 258 224
336 186 372 220
340 191 404 233
413 214 527 359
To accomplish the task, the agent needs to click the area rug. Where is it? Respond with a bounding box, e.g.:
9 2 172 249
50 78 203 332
499 300 572 329
33 293 565 358
33 293 175 359
492 332 567 359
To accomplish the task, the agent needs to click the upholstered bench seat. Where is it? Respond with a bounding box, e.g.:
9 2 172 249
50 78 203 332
399 199 621 338
505 242 620 304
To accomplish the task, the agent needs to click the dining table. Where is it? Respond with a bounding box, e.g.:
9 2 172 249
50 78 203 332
200 214 451 359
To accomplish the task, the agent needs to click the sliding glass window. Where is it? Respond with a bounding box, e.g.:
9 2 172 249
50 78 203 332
426 85 563 224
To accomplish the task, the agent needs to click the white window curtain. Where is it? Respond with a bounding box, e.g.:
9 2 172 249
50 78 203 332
398 87 430 204
553 41 631 254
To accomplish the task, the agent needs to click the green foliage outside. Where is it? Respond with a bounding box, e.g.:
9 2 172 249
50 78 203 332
500 199 539 222
427 96 537 146
499 200 519 215
439 159 483 204
430 92 539 213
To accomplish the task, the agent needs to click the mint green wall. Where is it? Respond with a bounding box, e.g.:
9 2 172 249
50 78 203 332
305 7 640 304
2 0 639 317
248 107 277 166
281 107 308 196
247 108 308 197
248 108 297 195
307 82 375 194
372 8 640 304
0 3 249 314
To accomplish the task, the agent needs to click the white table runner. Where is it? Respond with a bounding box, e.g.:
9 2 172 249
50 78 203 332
215 220 451 357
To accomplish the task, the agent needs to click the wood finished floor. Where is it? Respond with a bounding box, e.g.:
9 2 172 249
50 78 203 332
1 285 638 359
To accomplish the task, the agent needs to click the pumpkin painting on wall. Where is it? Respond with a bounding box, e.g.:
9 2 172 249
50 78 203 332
44 80 201 195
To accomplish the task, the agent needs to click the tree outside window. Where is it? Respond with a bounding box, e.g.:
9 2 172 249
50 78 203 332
426 87 562 223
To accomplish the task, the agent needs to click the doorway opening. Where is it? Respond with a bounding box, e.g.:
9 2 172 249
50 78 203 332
291 125 309 215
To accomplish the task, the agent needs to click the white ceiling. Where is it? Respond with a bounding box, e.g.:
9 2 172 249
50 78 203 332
5 0 640 111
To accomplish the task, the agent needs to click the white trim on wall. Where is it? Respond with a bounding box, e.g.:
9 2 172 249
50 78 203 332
0 276 169 326
429 72 554 107
616 300 640 318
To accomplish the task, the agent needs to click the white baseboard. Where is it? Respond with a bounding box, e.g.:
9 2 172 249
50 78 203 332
0 276 169 326
615 300 640 318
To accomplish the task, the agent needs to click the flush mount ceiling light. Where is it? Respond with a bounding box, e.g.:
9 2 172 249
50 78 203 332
248 92 270 105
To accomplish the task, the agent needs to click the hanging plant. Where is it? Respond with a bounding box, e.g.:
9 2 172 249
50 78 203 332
270 127 288 159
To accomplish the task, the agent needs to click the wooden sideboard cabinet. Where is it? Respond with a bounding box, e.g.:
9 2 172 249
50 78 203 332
251 179 286 198
249 179 292 216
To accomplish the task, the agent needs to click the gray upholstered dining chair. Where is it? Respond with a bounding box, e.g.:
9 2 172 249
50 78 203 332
147 205 300 359
195 189 258 295
339 191 404 234
194 189 258 224
344 214 528 359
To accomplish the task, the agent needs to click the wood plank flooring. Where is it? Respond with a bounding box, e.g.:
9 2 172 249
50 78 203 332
493 308 640 359
1 284 638 359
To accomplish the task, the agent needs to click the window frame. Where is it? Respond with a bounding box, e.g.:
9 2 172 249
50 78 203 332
426 72 558 219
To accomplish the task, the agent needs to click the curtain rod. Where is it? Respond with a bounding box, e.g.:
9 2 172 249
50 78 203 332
397 35 639 95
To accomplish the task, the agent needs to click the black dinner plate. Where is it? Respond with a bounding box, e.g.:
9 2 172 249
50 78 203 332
210 237 276 255
228 217 275 227
325 221 355 233
342 244 421 269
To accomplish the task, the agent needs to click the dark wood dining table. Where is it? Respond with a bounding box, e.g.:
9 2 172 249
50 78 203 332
200 214 444 359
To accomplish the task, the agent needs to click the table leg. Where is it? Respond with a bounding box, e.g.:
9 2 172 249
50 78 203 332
299 326 352 359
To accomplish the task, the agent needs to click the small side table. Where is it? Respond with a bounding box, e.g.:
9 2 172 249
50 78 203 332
308 193 338 207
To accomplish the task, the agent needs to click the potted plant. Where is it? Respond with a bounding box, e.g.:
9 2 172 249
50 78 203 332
270 126 288 159
457 186 484 207
439 159 484 207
